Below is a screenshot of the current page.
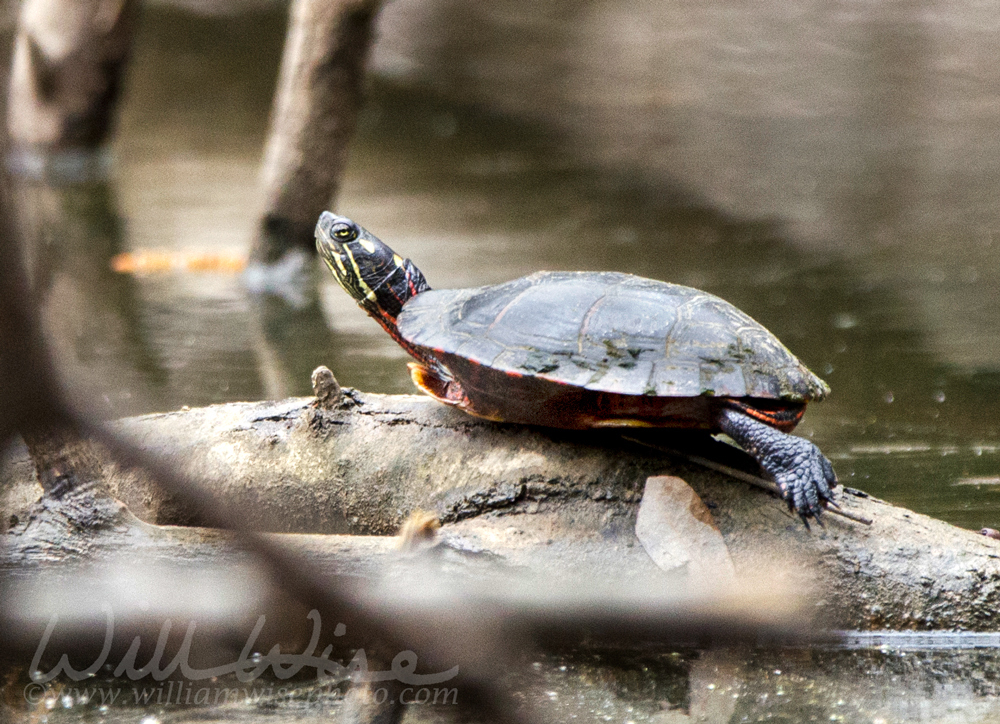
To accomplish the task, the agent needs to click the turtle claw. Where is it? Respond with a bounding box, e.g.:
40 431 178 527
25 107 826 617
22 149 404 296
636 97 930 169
797 505 825 530
716 407 838 525
769 435 838 521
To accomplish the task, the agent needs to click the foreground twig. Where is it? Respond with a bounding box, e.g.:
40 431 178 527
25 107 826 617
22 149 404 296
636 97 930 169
79 416 536 724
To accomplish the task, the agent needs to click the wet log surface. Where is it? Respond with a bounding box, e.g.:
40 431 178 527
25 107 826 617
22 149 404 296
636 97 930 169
3 389 1000 630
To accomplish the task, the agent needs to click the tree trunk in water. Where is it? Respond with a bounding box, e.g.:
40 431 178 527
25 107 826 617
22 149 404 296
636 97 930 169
251 0 383 263
7 0 138 179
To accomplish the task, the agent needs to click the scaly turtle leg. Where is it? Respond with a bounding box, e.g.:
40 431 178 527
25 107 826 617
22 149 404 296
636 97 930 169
715 407 837 521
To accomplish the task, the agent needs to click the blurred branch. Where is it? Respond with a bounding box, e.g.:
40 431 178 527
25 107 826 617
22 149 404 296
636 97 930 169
0 545 822 659
0 503 822 697
0 173 64 450
73 418 536 724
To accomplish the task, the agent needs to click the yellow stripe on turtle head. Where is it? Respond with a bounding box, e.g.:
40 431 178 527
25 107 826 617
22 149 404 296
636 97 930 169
330 254 347 277
359 239 376 253
345 245 377 302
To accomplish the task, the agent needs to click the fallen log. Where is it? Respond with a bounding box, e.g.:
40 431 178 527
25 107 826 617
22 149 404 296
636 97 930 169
3 389 1000 630
0 479 816 713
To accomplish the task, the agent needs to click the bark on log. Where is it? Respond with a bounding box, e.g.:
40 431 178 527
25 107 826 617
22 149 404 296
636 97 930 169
251 0 383 263
3 390 1000 630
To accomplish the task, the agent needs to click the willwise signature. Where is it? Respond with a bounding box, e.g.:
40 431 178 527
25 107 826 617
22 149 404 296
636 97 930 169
30 607 459 685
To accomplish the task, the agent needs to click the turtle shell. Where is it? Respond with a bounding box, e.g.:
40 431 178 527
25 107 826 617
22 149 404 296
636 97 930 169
397 271 829 401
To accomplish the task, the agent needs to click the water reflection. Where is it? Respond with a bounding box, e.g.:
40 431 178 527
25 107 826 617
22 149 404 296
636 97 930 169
250 292 341 401
524 646 1000 723
14 644 1000 723
12 178 168 419
375 0 1000 368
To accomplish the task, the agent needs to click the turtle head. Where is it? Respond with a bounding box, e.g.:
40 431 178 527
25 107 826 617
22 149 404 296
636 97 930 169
315 212 431 322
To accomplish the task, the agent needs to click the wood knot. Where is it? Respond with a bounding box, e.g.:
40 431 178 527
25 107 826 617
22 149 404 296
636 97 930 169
311 365 342 409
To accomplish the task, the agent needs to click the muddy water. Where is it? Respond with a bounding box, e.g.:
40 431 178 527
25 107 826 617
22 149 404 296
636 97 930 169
14 1 1000 540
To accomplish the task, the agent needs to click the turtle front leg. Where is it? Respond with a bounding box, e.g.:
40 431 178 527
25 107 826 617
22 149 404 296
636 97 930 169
715 407 837 521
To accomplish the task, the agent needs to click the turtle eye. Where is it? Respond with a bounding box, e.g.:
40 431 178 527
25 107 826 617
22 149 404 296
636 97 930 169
331 222 357 241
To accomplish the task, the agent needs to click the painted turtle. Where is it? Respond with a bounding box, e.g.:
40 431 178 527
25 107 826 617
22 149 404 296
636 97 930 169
315 212 837 520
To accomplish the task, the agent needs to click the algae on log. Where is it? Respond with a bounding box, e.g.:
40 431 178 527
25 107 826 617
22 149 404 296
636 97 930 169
3 389 1000 630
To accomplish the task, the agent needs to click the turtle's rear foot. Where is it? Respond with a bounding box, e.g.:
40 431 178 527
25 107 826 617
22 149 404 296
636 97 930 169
715 406 837 521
